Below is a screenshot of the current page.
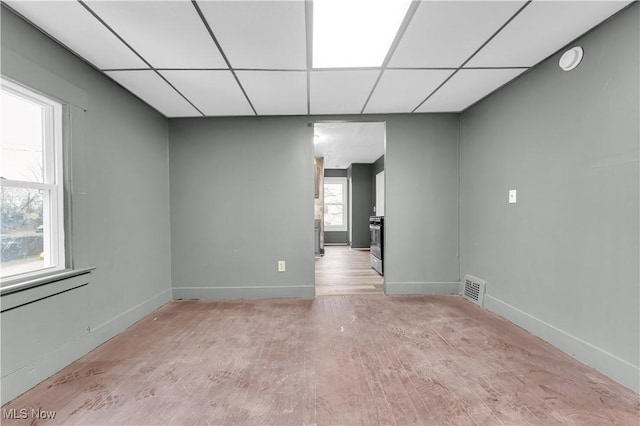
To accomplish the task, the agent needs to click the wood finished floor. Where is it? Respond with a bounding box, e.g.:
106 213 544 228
315 245 384 296
3 295 639 425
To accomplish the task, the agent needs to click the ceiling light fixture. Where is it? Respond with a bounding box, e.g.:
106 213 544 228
312 0 412 68
559 46 584 72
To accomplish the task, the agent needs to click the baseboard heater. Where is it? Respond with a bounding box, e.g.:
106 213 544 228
463 275 486 307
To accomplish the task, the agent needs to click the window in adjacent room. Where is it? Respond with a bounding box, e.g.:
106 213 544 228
0 79 65 282
324 177 348 231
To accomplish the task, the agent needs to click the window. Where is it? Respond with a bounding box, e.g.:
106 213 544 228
324 177 347 231
1 79 65 282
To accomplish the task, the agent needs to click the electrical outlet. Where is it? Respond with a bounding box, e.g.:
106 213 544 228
278 260 286 272
509 189 517 204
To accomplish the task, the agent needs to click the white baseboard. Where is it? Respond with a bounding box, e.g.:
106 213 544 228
385 281 461 295
0 288 171 405
484 294 640 392
172 285 315 300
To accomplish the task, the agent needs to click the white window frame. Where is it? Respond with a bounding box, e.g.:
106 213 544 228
324 177 348 232
1 78 65 283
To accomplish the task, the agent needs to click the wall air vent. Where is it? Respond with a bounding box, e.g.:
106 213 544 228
463 275 486 307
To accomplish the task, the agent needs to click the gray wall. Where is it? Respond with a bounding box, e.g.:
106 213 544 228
459 4 639 391
169 117 315 299
169 114 460 298
324 168 348 178
323 232 348 245
1 7 172 403
372 156 385 176
385 115 460 294
349 164 374 248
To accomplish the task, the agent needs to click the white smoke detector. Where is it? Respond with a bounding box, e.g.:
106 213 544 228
559 46 584 71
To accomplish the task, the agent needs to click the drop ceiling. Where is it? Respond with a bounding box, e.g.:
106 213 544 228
3 0 633 118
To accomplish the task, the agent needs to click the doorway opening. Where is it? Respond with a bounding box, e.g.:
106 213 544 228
313 121 386 296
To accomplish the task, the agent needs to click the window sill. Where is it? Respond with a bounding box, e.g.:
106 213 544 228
1 267 95 312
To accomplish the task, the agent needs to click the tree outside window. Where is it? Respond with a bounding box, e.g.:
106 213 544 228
324 177 347 231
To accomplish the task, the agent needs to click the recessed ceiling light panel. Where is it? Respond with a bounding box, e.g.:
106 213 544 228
559 46 584 71
312 0 412 68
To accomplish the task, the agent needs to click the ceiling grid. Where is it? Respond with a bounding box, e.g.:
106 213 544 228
359 0 422 114
411 0 533 113
78 0 205 117
190 0 257 116
305 0 313 116
2 0 633 118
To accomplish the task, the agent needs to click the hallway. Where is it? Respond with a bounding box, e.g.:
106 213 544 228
315 246 384 296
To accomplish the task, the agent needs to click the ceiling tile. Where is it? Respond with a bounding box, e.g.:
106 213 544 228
310 71 379 115
198 1 307 70
106 70 200 117
416 68 527 113
467 1 633 67
86 0 226 68
365 69 454 114
236 71 307 116
389 1 527 68
4 1 146 70
160 70 253 116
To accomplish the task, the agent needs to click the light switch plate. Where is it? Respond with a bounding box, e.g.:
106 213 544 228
278 260 286 272
508 189 517 204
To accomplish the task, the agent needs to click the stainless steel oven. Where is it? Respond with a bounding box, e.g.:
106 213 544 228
369 216 383 275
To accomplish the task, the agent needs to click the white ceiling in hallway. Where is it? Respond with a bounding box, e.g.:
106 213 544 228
314 122 385 169
4 0 633 118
